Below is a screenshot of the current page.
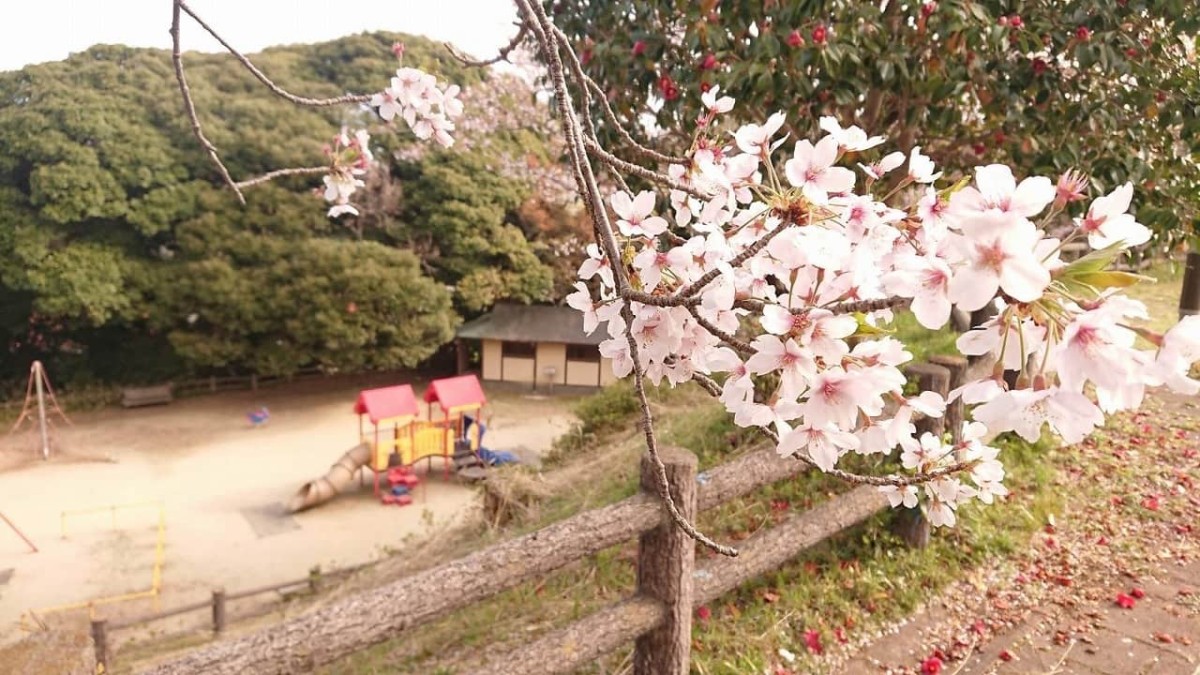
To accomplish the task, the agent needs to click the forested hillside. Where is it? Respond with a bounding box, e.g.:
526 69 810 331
0 33 584 388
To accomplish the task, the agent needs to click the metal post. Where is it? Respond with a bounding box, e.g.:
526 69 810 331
91 618 109 671
212 588 227 633
1180 251 1200 320
32 361 49 460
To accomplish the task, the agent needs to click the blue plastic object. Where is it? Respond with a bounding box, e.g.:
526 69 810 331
390 484 410 496
479 447 518 466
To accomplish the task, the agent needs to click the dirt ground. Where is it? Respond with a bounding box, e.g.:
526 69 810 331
0 374 578 646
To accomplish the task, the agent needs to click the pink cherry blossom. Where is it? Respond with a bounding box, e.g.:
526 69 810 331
907 146 942 183
971 388 1104 443
883 254 953 329
1075 183 1151 250
858 151 906 180
953 164 1055 218
733 112 787 155
701 85 735 114
611 191 669 238
746 335 816 399
947 213 1050 310
818 117 885 152
784 135 856 203
778 422 861 471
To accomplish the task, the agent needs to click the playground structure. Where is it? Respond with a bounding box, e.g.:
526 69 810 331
19 500 166 629
7 360 71 460
288 375 496 513
1 510 38 553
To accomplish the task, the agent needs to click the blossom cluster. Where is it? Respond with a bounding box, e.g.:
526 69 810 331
567 86 1199 527
323 56 461 218
322 128 373 218
369 66 463 148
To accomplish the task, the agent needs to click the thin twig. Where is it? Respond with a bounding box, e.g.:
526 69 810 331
177 0 372 107
584 137 711 200
687 306 754 354
827 296 913 315
583 77 687 165
234 166 330 190
445 23 528 67
171 0 244 203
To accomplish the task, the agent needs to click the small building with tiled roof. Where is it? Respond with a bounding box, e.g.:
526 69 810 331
455 303 617 390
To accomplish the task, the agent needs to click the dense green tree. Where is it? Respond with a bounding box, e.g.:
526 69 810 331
391 153 554 312
0 32 569 388
552 0 1200 238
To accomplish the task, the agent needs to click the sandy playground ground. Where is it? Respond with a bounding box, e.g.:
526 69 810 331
0 374 578 643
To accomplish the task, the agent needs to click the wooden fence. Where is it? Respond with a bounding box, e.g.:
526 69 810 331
92 359 963 675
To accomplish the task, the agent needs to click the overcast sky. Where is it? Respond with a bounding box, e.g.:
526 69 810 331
0 1 520 72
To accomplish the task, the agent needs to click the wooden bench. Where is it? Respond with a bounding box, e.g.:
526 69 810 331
121 384 174 408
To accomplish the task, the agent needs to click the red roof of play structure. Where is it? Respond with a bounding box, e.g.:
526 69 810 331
354 384 419 424
423 374 486 412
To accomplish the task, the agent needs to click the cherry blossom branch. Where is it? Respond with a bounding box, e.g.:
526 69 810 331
620 305 740 557
690 373 978 487
171 0 245 204
514 0 734 556
686 306 754 354
583 138 711 200
827 296 913 315
176 0 372 107
445 23 528 67
755 424 976 487
234 166 330 190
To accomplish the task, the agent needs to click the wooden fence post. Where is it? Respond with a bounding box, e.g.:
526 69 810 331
633 447 697 675
212 588 227 634
896 363 952 549
928 354 968 444
91 618 109 671
903 362 951 438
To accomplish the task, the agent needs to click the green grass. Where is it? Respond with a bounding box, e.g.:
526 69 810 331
1125 258 1185 333
885 312 960 362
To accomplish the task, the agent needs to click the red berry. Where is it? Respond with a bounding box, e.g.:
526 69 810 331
812 25 828 44
921 656 944 674
1156 91 1167 102
1126 47 1139 58
1009 14 1023 29
999 650 1015 662
998 15 1008 26
992 131 1007 145
1032 58 1048 74
922 2 937 17
696 605 712 621
700 53 718 70
632 40 646 56
1076 26 1091 41
1131 587 1146 599
973 143 986 155
787 29 805 48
